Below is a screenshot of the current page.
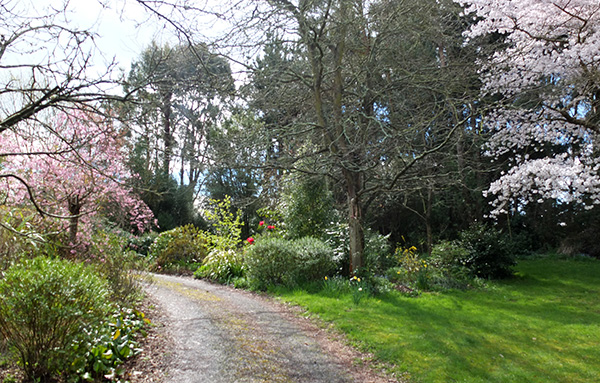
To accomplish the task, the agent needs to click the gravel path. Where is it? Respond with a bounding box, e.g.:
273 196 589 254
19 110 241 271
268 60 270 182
143 274 391 383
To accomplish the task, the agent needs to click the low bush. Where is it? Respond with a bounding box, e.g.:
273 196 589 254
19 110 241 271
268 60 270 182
292 237 336 283
90 231 143 305
149 224 209 272
390 242 485 292
459 223 516 279
364 230 394 275
244 237 337 290
391 245 431 290
428 240 480 290
245 237 296 289
0 257 113 382
126 231 159 257
194 249 245 283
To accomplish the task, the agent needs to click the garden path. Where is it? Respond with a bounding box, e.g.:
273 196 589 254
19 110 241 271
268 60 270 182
143 274 393 383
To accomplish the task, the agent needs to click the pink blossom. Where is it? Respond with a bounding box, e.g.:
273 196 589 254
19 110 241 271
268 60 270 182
0 111 155 250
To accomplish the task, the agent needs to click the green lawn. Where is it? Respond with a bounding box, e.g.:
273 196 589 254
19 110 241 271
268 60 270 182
275 258 600 383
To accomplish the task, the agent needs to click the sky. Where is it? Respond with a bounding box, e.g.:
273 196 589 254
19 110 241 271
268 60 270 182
2 0 254 98
68 0 173 73
67 0 242 78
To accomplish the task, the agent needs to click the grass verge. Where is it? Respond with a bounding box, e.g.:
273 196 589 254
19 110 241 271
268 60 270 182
274 257 600 383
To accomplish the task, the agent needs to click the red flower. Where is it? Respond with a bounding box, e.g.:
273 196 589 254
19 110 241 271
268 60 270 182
259 221 265 226
267 225 275 230
247 237 255 244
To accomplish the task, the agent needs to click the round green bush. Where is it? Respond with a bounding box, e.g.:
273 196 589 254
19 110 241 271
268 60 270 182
0 257 113 381
292 237 336 283
245 237 297 289
244 237 336 289
430 240 470 268
149 224 208 271
194 249 245 283
428 240 477 290
459 223 516 279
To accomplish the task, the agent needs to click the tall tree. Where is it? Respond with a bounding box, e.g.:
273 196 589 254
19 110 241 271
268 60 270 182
237 0 479 273
121 42 234 229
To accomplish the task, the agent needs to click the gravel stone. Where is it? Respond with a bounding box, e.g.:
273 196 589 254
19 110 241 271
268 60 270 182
137 273 403 383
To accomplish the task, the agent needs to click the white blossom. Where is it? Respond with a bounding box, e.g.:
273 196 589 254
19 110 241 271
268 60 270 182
456 0 600 215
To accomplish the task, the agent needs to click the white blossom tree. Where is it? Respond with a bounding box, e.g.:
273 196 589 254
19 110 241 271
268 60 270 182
457 0 600 215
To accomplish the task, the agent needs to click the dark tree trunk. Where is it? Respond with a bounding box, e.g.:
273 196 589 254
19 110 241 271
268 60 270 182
344 169 365 275
161 90 173 175
67 195 82 256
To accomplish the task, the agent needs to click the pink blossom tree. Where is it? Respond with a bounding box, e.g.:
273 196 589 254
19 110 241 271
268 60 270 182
457 0 600 216
0 111 155 254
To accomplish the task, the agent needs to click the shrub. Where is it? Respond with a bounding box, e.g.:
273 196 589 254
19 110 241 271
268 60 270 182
244 237 338 289
430 240 470 270
149 224 208 272
194 249 245 283
203 196 244 251
0 257 113 381
391 245 430 289
280 175 336 239
459 223 516 279
245 237 297 289
292 237 336 283
90 231 143 305
126 231 159 256
428 240 477 290
364 229 394 275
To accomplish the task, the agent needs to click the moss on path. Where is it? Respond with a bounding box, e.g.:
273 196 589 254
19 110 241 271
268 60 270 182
145 274 356 383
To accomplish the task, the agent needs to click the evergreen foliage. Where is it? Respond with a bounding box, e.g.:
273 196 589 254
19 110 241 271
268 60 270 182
0 257 112 381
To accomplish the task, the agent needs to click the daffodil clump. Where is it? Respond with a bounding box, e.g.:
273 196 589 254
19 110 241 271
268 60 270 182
388 245 431 290
350 275 368 305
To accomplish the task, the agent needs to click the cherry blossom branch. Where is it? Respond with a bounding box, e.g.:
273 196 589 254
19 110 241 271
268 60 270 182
0 173 79 219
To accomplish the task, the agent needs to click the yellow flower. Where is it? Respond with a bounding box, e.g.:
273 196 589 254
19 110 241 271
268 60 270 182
357 278 361 282
324 276 328 280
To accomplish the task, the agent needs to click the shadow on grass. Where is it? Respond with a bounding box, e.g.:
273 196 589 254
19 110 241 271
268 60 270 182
277 258 600 382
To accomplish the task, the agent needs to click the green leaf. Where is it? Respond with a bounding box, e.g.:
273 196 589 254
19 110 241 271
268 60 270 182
93 359 105 373
102 349 114 359
119 345 131 358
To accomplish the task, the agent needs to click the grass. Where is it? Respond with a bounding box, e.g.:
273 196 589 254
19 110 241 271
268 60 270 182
274 257 600 383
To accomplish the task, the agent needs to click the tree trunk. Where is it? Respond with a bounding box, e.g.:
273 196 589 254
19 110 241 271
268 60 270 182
344 169 365 275
67 195 81 256
425 185 433 255
161 90 173 175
